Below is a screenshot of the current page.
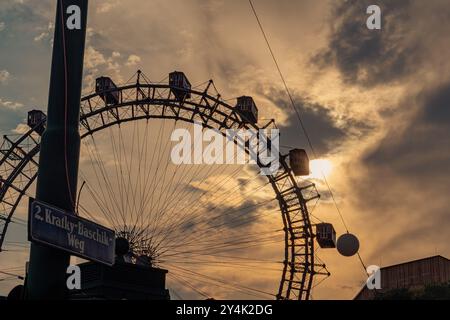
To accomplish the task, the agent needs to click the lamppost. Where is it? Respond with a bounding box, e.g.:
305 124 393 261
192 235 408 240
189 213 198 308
26 0 88 299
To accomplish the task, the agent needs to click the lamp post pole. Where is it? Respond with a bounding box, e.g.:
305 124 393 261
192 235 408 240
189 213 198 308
26 0 88 299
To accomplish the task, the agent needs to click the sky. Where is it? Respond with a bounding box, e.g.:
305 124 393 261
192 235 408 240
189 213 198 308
1 0 450 300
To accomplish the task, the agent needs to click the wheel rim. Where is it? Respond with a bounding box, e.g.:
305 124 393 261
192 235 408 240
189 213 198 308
0 72 324 300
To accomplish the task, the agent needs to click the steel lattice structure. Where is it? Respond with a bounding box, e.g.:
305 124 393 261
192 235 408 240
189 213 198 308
0 72 329 300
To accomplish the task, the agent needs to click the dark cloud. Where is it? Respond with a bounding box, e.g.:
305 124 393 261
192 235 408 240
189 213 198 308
178 199 268 237
263 88 372 156
421 83 450 127
314 0 419 87
205 199 261 230
364 82 450 179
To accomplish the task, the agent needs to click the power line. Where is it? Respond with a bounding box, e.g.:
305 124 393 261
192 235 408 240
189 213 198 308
0 270 24 280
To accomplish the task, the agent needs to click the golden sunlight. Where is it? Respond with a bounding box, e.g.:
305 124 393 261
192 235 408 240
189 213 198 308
309 159 333 180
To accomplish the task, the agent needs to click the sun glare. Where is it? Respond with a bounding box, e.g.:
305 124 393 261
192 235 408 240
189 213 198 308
309 159 333 179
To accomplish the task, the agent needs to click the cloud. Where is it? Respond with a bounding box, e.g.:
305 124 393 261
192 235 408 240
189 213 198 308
33 32 46 42
0 98 23 110
350 80 450 262
0 98 25 134
96 1 119 14
263 87 372 156
82 46 124 93
313 0 420 87
365 83 450 178
12 123 30 134
0 70 10 84
33 22 53 43
84 46 107 69
0 21 5 31
205 199 266 230
303 0 450 298
126 54 142 67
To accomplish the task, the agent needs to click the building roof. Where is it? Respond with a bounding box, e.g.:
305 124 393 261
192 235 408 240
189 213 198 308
353 255 450 300
379 255 449 271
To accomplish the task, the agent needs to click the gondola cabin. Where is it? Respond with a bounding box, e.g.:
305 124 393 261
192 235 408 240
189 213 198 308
169 71 192 101
27 110 47 135
96 77 120 105
289 149 310 176
236 96 258 124
316 223 337 249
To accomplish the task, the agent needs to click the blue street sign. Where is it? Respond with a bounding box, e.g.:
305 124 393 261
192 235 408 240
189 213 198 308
28 198 116 266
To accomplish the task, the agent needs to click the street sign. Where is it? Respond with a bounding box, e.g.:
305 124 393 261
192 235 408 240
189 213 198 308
28 198 115 266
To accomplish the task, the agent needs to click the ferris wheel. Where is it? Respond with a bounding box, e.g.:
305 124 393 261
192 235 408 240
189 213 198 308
0 70 333 300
